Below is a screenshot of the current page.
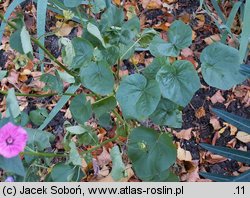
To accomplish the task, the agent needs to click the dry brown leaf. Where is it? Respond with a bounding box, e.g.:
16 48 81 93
141 0 162 9
181 48 194 57
54 21 75 37
210 90 225 104
174 128 192 140
98 165 110 177
112 0 121 5
204 34 221 45
195 106 206 119
177 147 192 161
206 154 227 164
236 131 250 143
194 14 205 30
97 147 112 166
210 116 221 130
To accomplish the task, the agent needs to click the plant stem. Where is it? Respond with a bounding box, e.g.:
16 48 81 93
0 13 78 78
0 90 74 97
112 109 124 124
22 151 66 158
0 90 97 98
80 135 119 155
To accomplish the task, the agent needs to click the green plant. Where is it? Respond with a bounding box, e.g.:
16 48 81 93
0 0 247 182
200 108 250 182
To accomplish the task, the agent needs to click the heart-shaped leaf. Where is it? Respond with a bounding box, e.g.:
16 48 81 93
149 20 192 57
116 74 161 120
71 38 94 68
143 57 169 80
156 60 200 106
80 61 114 95
93 95 117 118
128 127 177 181
69 94 92 125
200 42 246 90
150 98 182 128
0 156 26 176
167 20 192 49
149 36 179 57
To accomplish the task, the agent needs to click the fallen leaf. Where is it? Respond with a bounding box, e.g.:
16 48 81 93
204 34 221 45
177 147 192 161
236 131 250 143
97 147 112 166
141 0 162 9
210 90 225 104
53 21 75 37
195 106 206 119
210 117 221 130
174 128 192 140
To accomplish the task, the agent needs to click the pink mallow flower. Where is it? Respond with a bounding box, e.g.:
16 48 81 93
0 122 28 158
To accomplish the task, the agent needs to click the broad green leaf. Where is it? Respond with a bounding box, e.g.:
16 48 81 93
150 98 182 128
149 36 179 57
78 128 98 146
20 26 33 56
57 70 75 83
119 41 136 60
200 143 250 164
6 88 21 118
200 42 246 90
25 128 54 151
66 125 98 146
167 20 192 49
59 37 75 66
139 28 157 48
51 163 75 181
150 170 179 182
121 17 140 42
69 141 82 166
66 125 90 135
80 61 114 95
89 0 106 14
102 46 120 65
87 23 106 47
116 74 161 120
93 96 117 118
0 156 26 176
156 60 200 107
110 145 126 181
71 38 94 68
0 70 7 80
128 127 176 181
212 108 250 133
143 57 169 80
10 29 24 54
98 113 111 128
40 73 63 94
149 20 192 57
69 94 92 125
100 5 124 32
63 0 87 7
29 108 48 126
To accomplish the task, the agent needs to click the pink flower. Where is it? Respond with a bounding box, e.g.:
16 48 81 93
0 122 28 158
